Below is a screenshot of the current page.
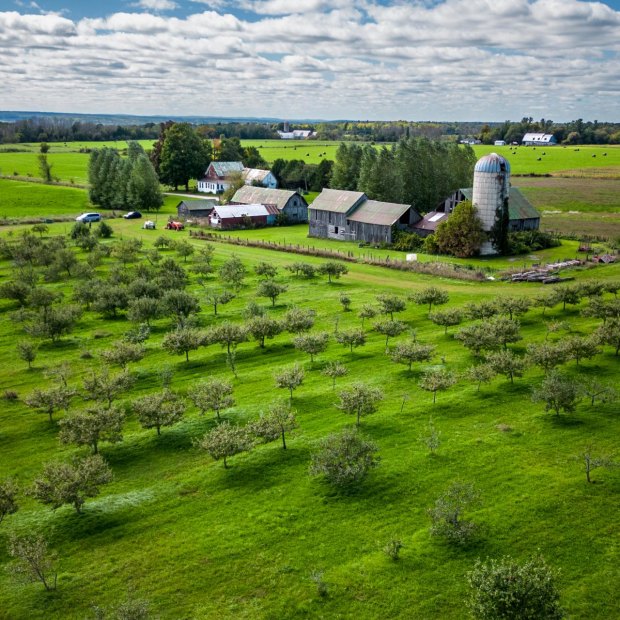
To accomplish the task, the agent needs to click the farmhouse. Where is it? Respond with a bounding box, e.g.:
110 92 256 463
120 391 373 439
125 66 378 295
209 204 279 230
176 199 218 220
522 133 557 146
242 168 278 189
198 161 244 194
309 189 419 244
277 130 316 139
231 186 308 222
434 186 540 233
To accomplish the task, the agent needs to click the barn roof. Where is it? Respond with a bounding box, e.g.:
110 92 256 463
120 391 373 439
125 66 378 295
461 187 540 221
209 161 244 177
412 211 449 233
522 133 556 143
310 189 366 214
232 186 307 211
176 200 217 212
213 204 274 219
242 168 272 183
347 199 413 226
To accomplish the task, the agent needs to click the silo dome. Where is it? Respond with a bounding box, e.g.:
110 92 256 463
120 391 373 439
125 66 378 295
474 153 511 174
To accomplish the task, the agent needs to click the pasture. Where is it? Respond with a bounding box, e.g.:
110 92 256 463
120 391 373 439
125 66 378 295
0 221 619 618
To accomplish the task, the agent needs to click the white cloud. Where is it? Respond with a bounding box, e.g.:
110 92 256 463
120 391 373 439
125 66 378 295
0 1 619 120
133 0 178 11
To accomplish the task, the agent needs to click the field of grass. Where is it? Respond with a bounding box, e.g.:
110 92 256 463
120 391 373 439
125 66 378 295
0 221 619 618
0 180 181 221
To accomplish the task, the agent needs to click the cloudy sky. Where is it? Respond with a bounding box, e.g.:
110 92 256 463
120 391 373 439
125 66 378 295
1 0 619 121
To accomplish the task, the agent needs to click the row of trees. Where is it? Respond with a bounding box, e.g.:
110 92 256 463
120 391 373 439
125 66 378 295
329 138 476 212
88 142 162 211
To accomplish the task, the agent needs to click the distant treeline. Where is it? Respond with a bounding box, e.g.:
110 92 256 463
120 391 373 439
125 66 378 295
2 116 620 146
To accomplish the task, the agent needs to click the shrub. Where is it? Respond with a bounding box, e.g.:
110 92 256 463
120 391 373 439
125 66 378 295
467 554 564 620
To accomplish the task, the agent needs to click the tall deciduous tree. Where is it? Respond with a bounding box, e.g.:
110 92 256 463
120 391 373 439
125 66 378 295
159 123 212 191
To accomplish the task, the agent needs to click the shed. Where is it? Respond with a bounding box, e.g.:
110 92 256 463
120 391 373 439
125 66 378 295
522 133 557 146
411 211 450 237
176 199 218 220
209 203 279 230
231 186 308 222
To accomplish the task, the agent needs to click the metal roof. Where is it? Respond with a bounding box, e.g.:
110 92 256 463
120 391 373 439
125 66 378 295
209 161 244 177
474 153 511 174
232 186 306 211
347 199 412 227
242 168 272 183
412 211 449 233
177 200 217 212
461 187 540 221
522 133 556 143
310 189 366 214
213 204 271 219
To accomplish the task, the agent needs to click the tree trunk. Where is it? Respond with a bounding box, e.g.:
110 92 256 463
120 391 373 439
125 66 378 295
216 409 221 422
433 391 437 404
185 350 189 362
157 425 161 435
223 456 228 469
93 441 98 455
281 430 287 450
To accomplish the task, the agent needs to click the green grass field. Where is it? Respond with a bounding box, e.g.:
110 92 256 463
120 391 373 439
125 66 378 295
0 221 619 618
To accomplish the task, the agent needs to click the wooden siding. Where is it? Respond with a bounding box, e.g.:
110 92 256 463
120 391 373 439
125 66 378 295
309 208 392 243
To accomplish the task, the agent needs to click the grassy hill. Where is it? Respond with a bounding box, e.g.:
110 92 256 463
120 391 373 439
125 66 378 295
0 222 618 618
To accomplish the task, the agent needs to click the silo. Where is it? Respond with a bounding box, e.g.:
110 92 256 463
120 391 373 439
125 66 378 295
472 153 510 255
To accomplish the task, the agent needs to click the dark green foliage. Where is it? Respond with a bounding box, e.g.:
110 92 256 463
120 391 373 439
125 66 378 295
532 371 582 416
428 481 480 545
467 555 564 620
434 201 484 258
0 478 19 525
196 421 253 469
133 390 186 436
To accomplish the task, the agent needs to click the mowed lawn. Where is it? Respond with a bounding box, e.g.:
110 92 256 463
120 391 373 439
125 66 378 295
0 224 619 618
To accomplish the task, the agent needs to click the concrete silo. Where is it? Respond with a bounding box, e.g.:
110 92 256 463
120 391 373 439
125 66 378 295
472 153 510 255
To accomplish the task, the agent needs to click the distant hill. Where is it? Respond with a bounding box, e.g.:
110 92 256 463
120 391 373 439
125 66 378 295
0 111 329 125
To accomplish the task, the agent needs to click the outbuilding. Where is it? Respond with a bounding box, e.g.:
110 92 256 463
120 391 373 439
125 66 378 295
522 133 557 146
209 203 279 230
176 199 218 220
231 186 308 222
198 161 244 194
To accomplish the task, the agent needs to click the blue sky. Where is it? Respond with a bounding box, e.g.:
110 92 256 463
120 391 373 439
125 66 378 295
1 0 619 121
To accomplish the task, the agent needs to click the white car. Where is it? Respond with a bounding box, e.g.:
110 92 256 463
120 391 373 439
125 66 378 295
143 220 156 230
75 212 101 223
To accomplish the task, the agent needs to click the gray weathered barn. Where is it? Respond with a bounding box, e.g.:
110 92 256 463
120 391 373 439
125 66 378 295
435 187 540 233
231 186 308 222
176 199 218 220
309 189 419 244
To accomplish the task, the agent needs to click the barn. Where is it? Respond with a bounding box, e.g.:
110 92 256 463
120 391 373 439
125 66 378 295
176 199 218 220
522 133 557 146
437 187 540 232
209 204 279 230
309 189 419 244
231 186 308 222
242 168 278 189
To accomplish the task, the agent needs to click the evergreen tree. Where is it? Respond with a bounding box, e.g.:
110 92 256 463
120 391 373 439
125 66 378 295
127 154 163 212
330 143 363 190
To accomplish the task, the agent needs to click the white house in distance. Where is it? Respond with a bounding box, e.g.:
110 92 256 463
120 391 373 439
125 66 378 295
522 133 557 146
198 162 278 194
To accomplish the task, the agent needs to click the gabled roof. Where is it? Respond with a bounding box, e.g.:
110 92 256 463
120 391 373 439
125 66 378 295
310 189 366 214
232 186 307 211
177 199 217 212
208 161 244 177
242 168 272 183
347 199 413 227
522 133 556 143
461 187 540 221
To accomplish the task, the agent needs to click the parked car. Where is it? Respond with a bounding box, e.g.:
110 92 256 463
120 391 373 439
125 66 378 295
165 221 184 231
123 211 142 219
143 220 156 230
75 212 101 223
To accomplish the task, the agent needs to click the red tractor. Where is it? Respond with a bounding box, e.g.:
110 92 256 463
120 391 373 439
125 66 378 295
165 221 184 231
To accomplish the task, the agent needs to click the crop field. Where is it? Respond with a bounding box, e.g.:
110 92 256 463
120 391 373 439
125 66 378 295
0 219 619 618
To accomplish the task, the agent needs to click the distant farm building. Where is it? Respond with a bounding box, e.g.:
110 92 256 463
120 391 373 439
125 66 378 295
277 130 316 139
242 167 278 189
176 199 218 220
209 204 279 230
309 189 419 244
494 140 506 146
231 186 308 222
522 133 557 146
198 161 244 194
